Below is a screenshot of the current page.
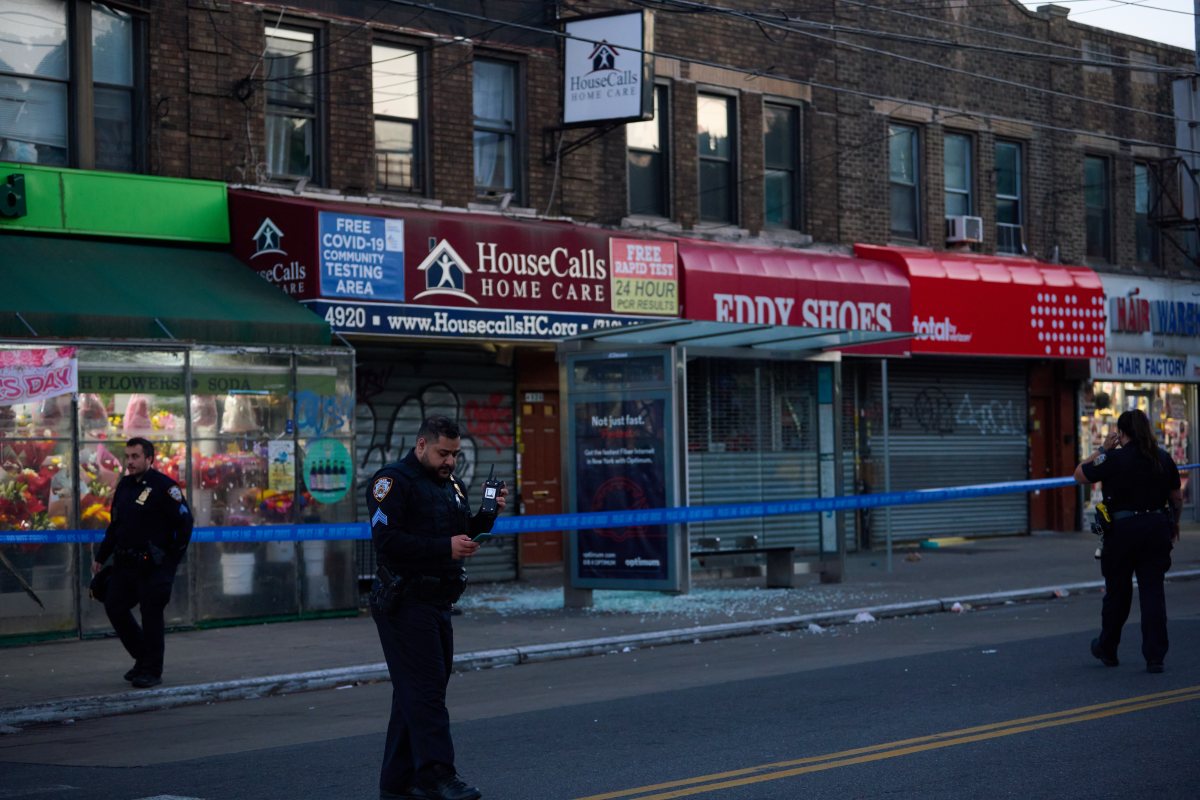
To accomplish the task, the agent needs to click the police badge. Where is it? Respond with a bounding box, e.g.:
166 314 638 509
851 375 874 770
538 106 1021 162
373 477 394 501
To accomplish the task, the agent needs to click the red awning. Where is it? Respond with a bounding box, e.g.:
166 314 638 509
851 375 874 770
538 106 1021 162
855 244 1106 359
680 240 911 354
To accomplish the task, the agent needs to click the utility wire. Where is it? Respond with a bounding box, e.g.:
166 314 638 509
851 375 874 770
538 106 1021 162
368 0 1197 157
839 0 1182 66
642 0 1182 122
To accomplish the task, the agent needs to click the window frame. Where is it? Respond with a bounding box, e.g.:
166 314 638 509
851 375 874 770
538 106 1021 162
763 100 801 230
1084 154 1113 263
472 55 522 203
994 139 1024 255
943 131 973 218
626 82 671 219
371 40 425 195
1134 161 1160 266
696 90 738 225
888 122 921 242
263 21 324 185
0 0 146 171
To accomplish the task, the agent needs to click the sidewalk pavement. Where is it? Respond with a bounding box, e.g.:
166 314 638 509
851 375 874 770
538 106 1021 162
3 529 1198 731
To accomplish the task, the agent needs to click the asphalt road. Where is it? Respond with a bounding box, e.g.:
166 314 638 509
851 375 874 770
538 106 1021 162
2 583 1198 800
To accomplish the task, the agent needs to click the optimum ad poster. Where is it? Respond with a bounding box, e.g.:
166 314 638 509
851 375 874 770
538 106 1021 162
574 398 668 582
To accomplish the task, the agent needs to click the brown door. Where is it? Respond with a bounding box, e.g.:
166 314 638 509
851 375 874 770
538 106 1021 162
520 392 563 565
1029 396 1052 530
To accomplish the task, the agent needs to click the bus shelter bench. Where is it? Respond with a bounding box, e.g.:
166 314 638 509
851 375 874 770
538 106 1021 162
690 538 796 588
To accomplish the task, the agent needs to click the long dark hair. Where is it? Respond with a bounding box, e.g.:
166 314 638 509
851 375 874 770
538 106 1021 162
1117 409 1160 470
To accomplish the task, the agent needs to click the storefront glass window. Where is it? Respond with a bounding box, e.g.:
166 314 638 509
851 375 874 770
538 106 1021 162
2 345 356 641
1080 381 1192 510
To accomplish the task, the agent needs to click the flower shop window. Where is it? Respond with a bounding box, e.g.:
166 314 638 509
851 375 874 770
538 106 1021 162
190 350 299 621
0 348 76 636
75 348 192 635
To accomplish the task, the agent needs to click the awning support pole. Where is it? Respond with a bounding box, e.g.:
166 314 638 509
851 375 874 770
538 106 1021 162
882 358 893 573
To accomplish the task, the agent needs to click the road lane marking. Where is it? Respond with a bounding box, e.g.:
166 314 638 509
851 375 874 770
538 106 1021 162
573 685 1200 800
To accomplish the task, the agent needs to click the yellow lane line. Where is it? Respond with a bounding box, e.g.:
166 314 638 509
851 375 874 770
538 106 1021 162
572 685 1200 800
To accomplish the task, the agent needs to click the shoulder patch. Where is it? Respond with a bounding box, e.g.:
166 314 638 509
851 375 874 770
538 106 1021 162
1094 451 1107 465
372 477 394 502
168 486 184 502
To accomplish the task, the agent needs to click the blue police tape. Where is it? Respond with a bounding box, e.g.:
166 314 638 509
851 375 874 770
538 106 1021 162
6 464 1197 545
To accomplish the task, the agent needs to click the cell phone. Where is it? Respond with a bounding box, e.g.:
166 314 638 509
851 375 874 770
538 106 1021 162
479 464 504 516
472 531 494 543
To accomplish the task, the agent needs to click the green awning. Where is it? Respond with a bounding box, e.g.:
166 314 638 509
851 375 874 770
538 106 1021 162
0 234 330 346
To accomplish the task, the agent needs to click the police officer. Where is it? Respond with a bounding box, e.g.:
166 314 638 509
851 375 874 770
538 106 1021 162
91 437 193 689
367 416 506 800
1075 409 1181 674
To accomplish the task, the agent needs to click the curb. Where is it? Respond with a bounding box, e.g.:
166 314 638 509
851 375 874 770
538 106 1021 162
4 569 1198 730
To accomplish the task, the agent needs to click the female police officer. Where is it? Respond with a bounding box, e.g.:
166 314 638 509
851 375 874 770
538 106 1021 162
1075 408 1181 673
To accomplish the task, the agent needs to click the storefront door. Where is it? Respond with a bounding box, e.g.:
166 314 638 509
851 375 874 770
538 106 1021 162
519 392 563 565
1029 395 1052 530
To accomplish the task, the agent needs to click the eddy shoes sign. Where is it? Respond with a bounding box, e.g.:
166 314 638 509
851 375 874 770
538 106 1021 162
562 11 654 126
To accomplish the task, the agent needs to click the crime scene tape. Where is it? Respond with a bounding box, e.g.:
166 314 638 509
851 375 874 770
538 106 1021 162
4 465 1196 545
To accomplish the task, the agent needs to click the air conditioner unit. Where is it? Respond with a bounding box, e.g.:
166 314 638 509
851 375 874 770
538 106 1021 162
946 215 984 243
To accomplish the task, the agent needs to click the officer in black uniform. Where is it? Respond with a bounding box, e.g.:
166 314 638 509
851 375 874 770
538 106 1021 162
367 416 506 800
1075 408 1181 673
92 437 193 689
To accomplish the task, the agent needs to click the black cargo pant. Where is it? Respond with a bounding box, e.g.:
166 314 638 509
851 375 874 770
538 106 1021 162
372 596 456 794
103 564 176 677
1097 513 1174 665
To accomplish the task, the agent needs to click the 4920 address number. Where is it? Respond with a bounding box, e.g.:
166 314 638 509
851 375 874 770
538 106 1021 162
324 306 366 328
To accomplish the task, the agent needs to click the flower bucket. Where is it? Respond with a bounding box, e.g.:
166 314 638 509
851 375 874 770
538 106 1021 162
220 552 256 596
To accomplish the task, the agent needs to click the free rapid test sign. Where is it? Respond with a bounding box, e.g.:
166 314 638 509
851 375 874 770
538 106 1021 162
318 212 405 301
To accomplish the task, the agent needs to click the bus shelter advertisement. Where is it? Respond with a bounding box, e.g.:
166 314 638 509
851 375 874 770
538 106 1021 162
574 399 669 582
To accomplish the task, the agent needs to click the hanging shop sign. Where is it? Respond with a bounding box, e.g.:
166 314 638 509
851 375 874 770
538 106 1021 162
561 11 654 127
0 347 77 404
1090 274 1200 382
229 191 673 341
856 245 1105 359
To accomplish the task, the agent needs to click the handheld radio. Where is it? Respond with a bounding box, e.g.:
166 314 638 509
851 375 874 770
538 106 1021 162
479 464 503 516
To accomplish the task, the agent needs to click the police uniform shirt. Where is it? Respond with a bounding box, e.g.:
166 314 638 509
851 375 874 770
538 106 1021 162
367 449 495 578
95 468 193 567
1081 445 1180 512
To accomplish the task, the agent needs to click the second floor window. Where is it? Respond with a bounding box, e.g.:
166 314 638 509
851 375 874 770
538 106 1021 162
1084 155 1111 262
473 58 517 199
944 132 972 217
889 123 920 240
0 0 139 171
264 26 318 182
697 93 735 224
373 44 421 193
1135 162 1159 264
764 103 799 228
626 84 669 217
995 140 1023 254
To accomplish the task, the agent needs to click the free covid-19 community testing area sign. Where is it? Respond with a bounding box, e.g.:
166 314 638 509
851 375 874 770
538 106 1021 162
318 211 405 301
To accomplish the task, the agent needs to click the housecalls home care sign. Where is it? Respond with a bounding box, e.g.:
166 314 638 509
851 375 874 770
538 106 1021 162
0 347 77 404
562 11 654 127
229 190 677 341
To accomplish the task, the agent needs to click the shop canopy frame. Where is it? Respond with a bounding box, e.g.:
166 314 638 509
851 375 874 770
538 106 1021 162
566 317 912 356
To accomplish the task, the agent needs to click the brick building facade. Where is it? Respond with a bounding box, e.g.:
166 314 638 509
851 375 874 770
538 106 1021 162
128 0 1193 273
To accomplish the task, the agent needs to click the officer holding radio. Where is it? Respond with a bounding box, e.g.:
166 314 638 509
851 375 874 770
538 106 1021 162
1075 409 1181 674
367 416 506 800
91 437 193 689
